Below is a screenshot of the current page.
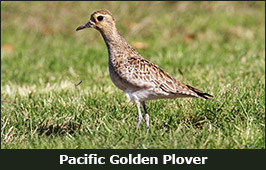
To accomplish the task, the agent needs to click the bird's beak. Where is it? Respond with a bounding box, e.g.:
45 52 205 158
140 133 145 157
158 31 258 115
76 21 95 31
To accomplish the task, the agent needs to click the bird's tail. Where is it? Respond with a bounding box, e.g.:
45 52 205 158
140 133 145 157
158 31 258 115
186 84 214 101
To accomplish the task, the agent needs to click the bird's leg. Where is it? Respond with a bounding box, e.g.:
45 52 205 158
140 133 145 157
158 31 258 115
142 101 149 131
136 102 143 130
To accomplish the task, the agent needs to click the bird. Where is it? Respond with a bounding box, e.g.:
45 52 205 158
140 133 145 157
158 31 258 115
76 9 213 130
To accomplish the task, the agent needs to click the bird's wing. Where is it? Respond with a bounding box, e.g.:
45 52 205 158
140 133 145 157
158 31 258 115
120 55 187 92
119 55 213 100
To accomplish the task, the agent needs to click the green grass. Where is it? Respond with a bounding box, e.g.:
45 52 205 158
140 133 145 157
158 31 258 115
1 1 265 149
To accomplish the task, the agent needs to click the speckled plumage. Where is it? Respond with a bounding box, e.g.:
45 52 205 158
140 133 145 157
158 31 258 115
76 9 213 130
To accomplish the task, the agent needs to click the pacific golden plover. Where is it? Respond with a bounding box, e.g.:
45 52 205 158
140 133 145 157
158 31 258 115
76 9 213 130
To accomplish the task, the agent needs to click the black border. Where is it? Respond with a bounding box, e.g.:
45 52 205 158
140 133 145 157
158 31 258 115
1 1 265 169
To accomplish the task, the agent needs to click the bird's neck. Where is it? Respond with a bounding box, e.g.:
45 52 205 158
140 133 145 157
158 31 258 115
99 27 136 59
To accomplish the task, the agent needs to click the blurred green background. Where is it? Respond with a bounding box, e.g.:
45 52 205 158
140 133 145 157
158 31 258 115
1 1 265 149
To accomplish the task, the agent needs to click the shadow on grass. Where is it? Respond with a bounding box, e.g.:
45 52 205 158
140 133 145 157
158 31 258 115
38 122 81 136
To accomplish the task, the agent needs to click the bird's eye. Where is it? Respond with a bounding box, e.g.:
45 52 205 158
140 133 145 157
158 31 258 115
97 16 103 21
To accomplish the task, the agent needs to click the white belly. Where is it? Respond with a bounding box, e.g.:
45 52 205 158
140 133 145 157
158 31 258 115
124 88 177 103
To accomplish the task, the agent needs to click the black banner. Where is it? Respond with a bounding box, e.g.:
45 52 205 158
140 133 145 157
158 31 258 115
0 149 265 169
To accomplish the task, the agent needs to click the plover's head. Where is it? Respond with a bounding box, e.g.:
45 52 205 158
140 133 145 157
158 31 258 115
76 9 115 32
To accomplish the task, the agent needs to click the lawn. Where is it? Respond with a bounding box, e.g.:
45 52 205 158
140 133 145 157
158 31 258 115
1 1 265 149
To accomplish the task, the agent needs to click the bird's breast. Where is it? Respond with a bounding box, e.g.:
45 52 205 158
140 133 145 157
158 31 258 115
108 58 128 91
